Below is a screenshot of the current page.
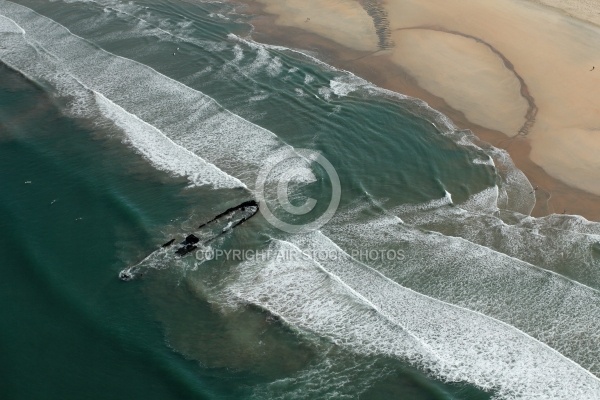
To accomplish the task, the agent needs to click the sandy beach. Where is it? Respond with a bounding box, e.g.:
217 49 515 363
241 0 600 220
382 0 600 195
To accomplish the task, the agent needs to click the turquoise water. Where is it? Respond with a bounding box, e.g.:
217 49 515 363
1 0 600 398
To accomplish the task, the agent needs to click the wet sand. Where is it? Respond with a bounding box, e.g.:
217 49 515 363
236 0 600 221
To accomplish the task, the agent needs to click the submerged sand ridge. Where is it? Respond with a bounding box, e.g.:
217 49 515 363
253 0 600 199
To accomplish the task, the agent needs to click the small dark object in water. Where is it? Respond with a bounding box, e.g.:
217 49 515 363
175 244 197 256
181 234 200 245
162 238 175 247
119 271 133 281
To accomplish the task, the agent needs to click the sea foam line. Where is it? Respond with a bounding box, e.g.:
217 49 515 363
396 186 600 291
225 238 600 399
94 91 246 188
279 239 442 363
326 208 600 375
0 0 311 189
289 231 600 378
0 9 244 189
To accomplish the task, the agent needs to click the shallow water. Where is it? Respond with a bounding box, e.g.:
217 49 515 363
1 0 599 398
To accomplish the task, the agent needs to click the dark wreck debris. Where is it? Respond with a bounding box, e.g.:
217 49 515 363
119 200 259 281
198 200 259 229
181 234 200 245
204 202 260 245
175 244 198 256
174 234 200 257
161 238 175 247
119 271 133 281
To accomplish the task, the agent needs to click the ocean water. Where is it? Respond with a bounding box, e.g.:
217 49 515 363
1 0 600 399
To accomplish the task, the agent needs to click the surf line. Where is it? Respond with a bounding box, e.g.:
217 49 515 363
284 233 600 387
0 0 306 172
394 26 538 136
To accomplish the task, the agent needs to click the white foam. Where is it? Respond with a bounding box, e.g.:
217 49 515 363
486 146 535 214
7 4 600 397
317 86 332 101
208 12 229 21
473 155 495 166
219 238 600 399
393 190 453 214
329 75 369 97
266 56 282 77
324 210 600 377
94 92 243 188
228 33 327 68
232 43 244 63
54 3 533 215
183 66 213 85
460 185 499 212
397 194 600 290
248 92 269 102
223 31 536 216
73 0 187 41
0 13 23 33
227 35 284 77
68 0 231 56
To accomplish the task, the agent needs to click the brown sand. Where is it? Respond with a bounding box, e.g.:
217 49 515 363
236 0 600 221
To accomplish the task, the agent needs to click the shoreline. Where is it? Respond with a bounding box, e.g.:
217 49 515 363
233 0 600 221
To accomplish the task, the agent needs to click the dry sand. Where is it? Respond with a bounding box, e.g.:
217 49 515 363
247 0 600 219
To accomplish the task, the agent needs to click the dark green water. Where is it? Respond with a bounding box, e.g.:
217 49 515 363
1 0 600 398
0 66 220 399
